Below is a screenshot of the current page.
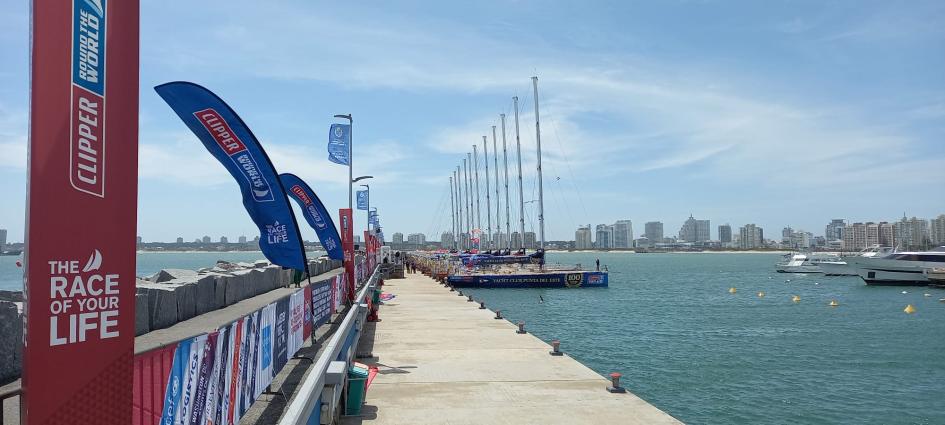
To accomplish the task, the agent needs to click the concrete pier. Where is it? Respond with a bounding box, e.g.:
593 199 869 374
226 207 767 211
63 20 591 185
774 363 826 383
343 272 681 425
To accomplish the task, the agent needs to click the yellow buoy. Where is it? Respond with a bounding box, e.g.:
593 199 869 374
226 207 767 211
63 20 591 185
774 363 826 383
792 295 800 303
729 287 737 294
757 291 765 298
904 304 916 314
829 300 839 307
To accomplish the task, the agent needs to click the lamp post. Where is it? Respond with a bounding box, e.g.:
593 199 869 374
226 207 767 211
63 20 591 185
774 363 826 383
353 175 373 235
334 113 353 210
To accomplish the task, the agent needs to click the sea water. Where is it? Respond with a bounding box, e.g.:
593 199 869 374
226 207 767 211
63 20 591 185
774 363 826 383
2 251 943 423
462 252 945 424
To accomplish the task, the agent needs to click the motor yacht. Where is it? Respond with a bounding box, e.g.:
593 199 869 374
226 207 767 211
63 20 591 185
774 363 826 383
819 246 895 276
849 247 945 285
775 253 840 273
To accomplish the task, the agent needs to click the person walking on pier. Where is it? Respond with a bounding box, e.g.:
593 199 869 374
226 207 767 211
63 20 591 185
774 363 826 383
596 258 600 271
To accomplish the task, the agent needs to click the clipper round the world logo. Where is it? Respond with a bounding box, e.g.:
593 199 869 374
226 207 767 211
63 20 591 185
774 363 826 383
71 0 107 197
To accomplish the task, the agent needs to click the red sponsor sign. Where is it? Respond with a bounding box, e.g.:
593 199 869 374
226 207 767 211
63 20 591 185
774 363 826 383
24 0 139 423
339 208 356 302
193 108 247 155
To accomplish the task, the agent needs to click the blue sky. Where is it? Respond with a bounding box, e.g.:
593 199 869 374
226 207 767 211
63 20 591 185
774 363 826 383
1 0 944 243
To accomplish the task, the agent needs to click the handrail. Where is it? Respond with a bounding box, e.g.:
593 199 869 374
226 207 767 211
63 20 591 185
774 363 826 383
278 265 380 425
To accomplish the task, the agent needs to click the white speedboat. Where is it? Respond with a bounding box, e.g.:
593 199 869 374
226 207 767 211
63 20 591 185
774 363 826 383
849 247 945 286
776 253 840 273
820 246 895 276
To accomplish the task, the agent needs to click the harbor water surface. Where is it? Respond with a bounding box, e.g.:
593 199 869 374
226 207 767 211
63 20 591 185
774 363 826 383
2 251 943 424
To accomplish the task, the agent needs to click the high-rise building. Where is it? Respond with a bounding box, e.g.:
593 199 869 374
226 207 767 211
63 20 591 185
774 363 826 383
644 222 663 242
825 219 845 241
406 233 426 247
524 232 537 249
220 236 228 243
176 237 184 244
595 224 613 249
895 216 930 250
392 233 404 244
613 220 633 248
202 236 211 244
238 235 248 244
932 214 945 246
679 215 709 242
136 236 143 245
781 227 794 244
878 222 896 247
738 224 763 249
440 232 454 247
511 232 522 250
0 229 6 250
718 224 732 244
575 225 592 249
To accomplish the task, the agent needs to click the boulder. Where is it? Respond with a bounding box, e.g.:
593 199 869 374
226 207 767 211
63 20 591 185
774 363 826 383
254 260 270 268
134 293 150 336
0 300 22 383
194 274 218 315
136 279 179 330
148 268 199 283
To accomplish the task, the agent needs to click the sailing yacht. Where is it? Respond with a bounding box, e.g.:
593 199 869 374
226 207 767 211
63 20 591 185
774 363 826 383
848 247 945 285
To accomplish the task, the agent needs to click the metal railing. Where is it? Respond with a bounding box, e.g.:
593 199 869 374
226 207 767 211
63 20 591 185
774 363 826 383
278 266 380 425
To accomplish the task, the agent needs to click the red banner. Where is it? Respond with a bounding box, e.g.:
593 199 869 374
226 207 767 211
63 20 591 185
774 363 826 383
131 345 176 425
24 0 139 423
340 208 356 302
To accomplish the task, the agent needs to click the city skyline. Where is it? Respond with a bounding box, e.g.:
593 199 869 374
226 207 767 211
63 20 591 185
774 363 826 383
2 1 944 243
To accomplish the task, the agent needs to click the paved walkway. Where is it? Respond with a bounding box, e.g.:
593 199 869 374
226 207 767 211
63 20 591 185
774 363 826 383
342 272 682 425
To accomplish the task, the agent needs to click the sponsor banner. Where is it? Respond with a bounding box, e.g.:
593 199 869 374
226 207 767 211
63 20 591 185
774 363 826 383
273 298 289 375
159 337 192 425
303 285 313 339
207 326 229 425
154 82 307 271
339 209 356 302
190 332 217 425
279 173 344 261
132 344 177 425
311 279 333 328
227 319 244 424
356 190 368 210
255 304 276 397
287 291 305 357
24 0 139 423
176 334 207 425
327 123 350 165
240 311 259 417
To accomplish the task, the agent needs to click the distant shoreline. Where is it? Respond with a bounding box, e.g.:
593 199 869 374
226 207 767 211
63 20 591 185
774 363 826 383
546 249 791 255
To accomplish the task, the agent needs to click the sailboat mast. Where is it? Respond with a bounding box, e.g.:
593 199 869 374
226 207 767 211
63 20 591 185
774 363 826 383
513 96 526 249
501 113 511 250
449 175 457 250
532 76 545 249
473 145 482 250
492 126 501 250
455 167 464 249
483 136 492 250
463 159 471 249
466 153 474 248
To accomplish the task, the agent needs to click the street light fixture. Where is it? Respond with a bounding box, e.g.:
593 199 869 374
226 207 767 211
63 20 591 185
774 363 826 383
352 175 373 183
360 183 370 235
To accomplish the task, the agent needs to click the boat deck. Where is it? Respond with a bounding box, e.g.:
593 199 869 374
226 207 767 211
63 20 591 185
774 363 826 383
341 272 680 424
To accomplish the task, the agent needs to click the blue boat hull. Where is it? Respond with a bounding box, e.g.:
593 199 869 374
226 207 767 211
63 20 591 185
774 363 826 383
447 271 608 288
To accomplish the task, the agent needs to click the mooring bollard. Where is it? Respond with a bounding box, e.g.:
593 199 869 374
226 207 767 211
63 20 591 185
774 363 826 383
467 295 474 302
449 285 455 292
494 310 503 319
549 339 563 356
457 290 464 296
606 372 627 393
516 321 527 334
479 301 486 309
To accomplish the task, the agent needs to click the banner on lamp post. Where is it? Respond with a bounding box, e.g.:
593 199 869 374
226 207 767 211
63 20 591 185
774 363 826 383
23 0 140 423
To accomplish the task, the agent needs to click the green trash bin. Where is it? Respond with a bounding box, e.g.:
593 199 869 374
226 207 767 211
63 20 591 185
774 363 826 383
372 288 381 305
345 364 369 415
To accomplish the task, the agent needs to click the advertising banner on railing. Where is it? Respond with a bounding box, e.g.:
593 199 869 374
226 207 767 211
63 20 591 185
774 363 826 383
303 285 314 338
273 298 289 376
288 290 306 357
312 279 333 328
24 1 140 423
132 344 177 425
